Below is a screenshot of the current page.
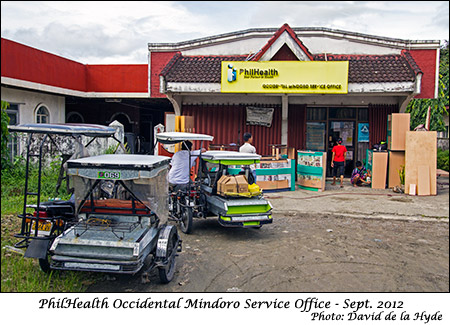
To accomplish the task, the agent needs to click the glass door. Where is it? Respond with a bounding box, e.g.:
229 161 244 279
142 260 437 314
328 120 355 177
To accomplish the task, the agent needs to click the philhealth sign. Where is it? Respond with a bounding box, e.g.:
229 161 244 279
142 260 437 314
221 61 349 94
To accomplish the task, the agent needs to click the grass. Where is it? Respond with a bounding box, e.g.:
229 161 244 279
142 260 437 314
1 158 101 292
1 198 102 292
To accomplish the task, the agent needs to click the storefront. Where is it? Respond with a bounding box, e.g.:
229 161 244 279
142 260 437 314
149 24 439 175
2 24 440 167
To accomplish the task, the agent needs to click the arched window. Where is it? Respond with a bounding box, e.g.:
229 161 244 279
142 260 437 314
109 112 132 132
36 105 50 123
66 111 85 123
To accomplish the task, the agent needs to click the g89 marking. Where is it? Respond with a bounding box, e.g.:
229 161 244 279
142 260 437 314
98 171 121 180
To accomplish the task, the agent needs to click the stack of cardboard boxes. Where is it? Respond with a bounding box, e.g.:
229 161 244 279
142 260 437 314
217 175 248 196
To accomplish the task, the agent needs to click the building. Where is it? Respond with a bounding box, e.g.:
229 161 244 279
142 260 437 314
2 24 441 174
1 37 172 156
149 24 440 174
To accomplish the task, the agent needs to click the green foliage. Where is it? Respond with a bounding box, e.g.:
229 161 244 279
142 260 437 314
1 100 11 170
104 142 130 154
1 155 70 199
397 165 405 185
1 156 101 292
437 148 449 172
406 41 449 131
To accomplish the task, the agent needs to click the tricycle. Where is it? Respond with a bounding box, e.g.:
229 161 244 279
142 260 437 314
156 132 273 234
8 123 181 283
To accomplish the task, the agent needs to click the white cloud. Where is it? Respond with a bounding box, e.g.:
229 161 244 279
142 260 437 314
1 1 448 64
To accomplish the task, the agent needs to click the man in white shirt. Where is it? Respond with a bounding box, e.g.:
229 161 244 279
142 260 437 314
239 132 257 184
168 141 205 191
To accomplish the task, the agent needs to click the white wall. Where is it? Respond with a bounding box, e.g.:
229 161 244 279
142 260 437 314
179 32 406 57
1 86 65 124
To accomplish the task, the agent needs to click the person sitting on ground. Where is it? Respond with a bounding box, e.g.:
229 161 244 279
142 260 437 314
350 161 371 187
168 140 206 192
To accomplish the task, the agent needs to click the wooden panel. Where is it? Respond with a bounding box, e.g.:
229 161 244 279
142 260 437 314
371 152 388 189
409 184 416 196
417 165 431 196
388 151 405 188
388 113 410 150
405 131 437 195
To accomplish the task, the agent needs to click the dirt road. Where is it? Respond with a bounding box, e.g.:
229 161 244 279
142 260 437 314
87 212 449 292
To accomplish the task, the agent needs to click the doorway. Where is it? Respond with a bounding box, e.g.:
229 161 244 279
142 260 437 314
305 107 369 178
328 121 355 177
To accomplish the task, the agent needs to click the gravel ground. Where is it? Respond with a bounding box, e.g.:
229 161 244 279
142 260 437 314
87 181 449 293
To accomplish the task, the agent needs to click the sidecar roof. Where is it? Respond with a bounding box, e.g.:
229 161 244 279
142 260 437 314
8 123 117 137
156 131 213 144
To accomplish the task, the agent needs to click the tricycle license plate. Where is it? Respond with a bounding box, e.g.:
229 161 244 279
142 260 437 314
98 171 121 179
30 220 52 236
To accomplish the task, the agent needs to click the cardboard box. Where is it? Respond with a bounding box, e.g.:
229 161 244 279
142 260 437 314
217 175 248 194
388 151 405 188
235 175 248 193
388 113 410 150
371 152 388 189
217 175 235 194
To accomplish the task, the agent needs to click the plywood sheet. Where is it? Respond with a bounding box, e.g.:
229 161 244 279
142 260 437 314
389 113 410 150
371 152 388 189
417 165 431 196
405 131 437 195
409 184 416 196
388 151 405 188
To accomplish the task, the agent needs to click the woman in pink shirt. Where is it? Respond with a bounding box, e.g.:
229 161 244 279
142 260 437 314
331 138 347 188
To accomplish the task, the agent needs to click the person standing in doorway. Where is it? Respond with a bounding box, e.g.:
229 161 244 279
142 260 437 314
331 138 347 188
239 132 257 184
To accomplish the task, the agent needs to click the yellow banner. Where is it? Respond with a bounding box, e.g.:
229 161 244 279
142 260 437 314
221 61 349 94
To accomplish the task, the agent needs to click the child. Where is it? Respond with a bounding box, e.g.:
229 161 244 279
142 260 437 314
351 161 371 187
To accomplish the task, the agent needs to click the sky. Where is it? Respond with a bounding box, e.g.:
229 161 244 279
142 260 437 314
1 1 449 64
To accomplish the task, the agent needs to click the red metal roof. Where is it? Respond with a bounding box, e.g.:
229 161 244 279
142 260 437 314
1 38 148 94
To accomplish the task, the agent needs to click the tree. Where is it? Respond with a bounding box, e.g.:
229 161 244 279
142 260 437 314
406 40 449 131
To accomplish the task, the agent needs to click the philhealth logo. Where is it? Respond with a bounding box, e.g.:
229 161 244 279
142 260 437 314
227 64 237 82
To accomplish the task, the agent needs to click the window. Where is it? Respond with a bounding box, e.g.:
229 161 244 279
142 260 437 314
358 108 369 121
66 111 84 123
36 105 49 123
329 107 356 119
307 108 326 121
306 122 326 151
7 104 19 159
